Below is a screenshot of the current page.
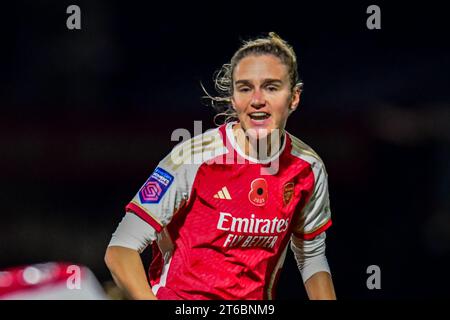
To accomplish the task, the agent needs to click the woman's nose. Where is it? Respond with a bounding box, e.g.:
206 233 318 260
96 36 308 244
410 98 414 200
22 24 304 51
251 90 266 108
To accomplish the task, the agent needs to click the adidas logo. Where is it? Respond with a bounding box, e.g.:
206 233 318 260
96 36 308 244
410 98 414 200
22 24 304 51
213 186 232 200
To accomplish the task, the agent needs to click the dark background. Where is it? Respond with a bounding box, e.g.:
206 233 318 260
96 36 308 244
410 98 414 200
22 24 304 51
1 1 449 299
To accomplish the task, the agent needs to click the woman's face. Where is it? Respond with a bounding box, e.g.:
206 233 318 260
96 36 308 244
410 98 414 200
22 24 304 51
231 54 300 140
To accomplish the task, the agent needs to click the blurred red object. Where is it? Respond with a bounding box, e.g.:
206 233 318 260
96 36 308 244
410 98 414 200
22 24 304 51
0 262 108 300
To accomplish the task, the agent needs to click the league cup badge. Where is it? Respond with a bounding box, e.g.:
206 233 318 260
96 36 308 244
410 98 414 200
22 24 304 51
283 182 295 206
248 178 268 206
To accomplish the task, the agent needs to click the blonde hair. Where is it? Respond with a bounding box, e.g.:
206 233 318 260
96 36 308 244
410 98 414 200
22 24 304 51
202 32 303 125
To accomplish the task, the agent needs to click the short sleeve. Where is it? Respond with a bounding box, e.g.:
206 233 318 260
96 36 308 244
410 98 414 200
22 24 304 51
292 161 332 240
125 156 189 233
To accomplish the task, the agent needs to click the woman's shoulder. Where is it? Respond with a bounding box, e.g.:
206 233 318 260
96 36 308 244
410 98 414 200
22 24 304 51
159 126 226 171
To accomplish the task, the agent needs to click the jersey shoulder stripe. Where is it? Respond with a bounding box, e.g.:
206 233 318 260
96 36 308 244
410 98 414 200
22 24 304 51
287 132 332 239
162 128 227 172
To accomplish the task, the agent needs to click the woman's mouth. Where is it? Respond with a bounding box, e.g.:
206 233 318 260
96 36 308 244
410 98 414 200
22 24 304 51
249 112 271 125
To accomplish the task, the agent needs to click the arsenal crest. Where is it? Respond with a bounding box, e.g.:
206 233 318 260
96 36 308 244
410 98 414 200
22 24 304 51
283 182 295 206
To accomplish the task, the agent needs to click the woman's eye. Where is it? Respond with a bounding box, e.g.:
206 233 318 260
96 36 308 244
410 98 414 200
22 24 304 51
238 87 251 92
267 86 278 91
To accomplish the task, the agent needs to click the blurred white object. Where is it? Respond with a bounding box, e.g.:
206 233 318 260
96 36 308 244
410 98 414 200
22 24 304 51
0 262 108 300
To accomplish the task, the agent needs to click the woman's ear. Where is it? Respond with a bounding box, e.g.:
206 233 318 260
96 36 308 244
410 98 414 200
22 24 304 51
289 85 301 112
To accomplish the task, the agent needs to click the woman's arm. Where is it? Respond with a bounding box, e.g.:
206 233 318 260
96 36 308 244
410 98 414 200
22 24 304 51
104 246 157 300
105 213 158 300
304 271 336 300
290 232 337 300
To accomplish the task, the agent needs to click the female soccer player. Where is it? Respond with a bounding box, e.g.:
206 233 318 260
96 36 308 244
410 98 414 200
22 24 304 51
105 32 336 300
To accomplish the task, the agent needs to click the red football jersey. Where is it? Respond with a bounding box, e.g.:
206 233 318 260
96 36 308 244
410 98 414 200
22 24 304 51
126 121 332 300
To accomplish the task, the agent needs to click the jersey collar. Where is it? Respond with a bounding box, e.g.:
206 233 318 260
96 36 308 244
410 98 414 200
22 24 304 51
219 121 289 164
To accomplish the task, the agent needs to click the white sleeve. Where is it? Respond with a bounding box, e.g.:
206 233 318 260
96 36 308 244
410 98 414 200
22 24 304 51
108 213 157 253
292 161 332 240
125 151 194 232
290 232 331 283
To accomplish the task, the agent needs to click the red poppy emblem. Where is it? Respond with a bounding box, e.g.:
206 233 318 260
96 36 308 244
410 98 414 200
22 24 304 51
248 178 268 206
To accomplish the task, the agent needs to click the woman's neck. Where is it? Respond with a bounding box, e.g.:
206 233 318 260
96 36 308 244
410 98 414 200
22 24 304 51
232 123 284 161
